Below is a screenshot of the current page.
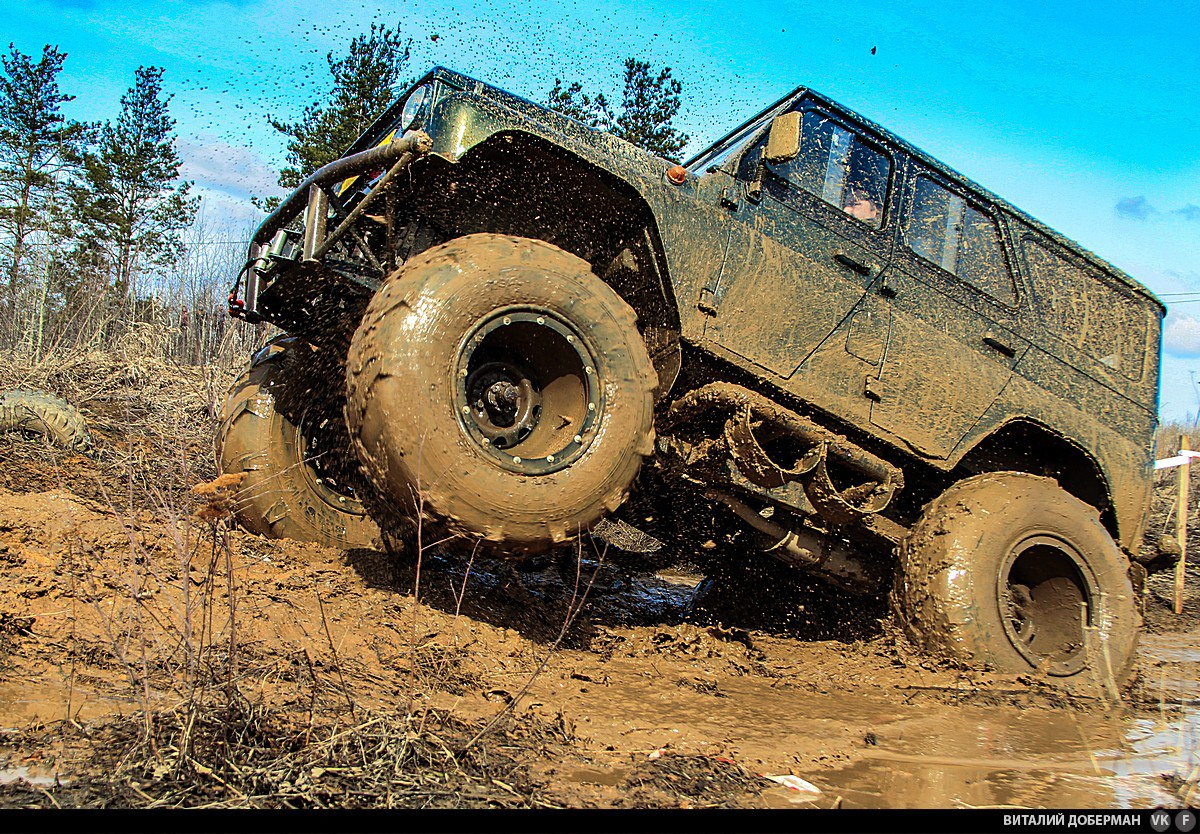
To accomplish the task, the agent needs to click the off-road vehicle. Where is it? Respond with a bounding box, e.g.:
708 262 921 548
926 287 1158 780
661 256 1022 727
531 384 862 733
219 68 1164 683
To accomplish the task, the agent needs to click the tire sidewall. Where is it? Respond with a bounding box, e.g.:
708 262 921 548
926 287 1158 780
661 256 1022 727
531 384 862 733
219 343 378 549
898 474 1139 681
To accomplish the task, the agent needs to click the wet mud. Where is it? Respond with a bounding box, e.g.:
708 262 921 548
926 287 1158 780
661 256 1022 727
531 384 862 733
0 449 1195 808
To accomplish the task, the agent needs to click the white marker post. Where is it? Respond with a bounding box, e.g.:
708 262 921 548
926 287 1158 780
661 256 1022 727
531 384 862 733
1177 436 1191 616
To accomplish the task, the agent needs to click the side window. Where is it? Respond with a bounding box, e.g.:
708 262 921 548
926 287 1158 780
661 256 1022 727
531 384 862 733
1021 236 1147 380
902 175 1015 304
767 109 891 229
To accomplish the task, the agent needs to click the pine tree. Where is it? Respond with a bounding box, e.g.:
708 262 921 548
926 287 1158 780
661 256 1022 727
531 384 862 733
269 24 412 192
0 43 87 346
613 59 688 162
546 58 689 161
546 79 614 132
72 66 197 298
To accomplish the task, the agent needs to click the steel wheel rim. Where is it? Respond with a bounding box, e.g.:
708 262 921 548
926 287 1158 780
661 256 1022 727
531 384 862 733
996 533 1101 676
454 307 603 475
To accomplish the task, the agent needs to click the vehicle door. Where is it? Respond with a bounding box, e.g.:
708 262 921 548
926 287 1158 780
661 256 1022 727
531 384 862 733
869 165 1027 458
702 104 896 416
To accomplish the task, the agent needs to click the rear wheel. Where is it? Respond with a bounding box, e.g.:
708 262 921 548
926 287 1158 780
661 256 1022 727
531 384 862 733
217 338 379 549
894 472 1139 682
346 233 657 552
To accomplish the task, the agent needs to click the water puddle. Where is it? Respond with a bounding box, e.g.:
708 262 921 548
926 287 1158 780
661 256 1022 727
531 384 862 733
809 630 1199 808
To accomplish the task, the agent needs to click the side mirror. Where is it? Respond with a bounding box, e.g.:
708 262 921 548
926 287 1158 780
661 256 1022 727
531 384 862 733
765 112 801 163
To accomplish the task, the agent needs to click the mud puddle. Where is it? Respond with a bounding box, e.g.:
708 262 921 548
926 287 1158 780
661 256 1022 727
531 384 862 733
500 565 1200 809
809 710 1182 808
545 672 1194 808
775 630 1199 809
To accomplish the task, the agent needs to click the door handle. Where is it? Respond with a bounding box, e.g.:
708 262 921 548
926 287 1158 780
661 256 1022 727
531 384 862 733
832 252 872 276
982 333 1016 358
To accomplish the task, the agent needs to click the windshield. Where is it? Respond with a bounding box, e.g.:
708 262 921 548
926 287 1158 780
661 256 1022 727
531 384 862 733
685 98 793 175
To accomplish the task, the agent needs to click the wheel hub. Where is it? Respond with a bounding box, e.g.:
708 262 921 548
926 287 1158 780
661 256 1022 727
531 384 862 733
484 380 519 419
455 308 603 475
465 361 542 450
296 412 368 515
997 534 1101 677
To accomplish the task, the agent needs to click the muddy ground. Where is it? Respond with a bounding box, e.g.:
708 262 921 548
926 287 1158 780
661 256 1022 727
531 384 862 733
0 354 1197 809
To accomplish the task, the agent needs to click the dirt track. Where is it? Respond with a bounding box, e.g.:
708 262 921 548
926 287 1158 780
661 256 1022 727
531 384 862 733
0 374 1197 808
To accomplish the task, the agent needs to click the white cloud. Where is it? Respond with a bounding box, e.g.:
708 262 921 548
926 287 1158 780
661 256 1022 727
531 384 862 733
1163 312 1200 358
193 189 265 232
178 134 282 203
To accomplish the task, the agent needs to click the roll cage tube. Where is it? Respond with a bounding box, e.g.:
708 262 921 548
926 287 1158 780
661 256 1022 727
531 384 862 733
227 130 432 320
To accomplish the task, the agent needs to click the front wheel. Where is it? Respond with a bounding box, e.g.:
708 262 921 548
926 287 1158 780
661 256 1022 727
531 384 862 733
893 472 1139 683
346 233 658 552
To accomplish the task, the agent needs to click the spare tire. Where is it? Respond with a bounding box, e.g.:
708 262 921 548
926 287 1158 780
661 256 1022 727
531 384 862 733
217 338 379 549
346 233 657 552
894 472 1139 683
0 390 93 453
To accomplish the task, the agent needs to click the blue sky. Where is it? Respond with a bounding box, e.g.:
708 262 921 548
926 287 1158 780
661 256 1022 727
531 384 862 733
9 0 1200 420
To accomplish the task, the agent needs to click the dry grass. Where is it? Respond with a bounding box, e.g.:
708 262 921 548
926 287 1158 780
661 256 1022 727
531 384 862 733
0 701 566 809
0 321 273 518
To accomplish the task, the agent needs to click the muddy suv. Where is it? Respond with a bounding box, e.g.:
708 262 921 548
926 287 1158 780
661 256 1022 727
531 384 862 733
220 68 1164 684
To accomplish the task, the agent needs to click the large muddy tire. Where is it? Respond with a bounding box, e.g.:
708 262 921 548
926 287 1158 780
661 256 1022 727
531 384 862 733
894 472 1139 683
217 338 379 549
0 390 93 452
346 233 658 552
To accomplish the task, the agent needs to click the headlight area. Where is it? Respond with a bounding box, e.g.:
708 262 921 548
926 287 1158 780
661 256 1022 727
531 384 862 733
333 82 438 201
400 83 433 132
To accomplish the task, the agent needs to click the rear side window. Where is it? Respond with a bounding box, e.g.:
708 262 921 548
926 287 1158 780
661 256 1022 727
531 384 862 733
1021 236 1148 381
768 109 891 229
901 175 1015 304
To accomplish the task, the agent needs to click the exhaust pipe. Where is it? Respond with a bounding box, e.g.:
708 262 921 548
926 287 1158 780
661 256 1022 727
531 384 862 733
667 382 904 525
706 490 885 594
